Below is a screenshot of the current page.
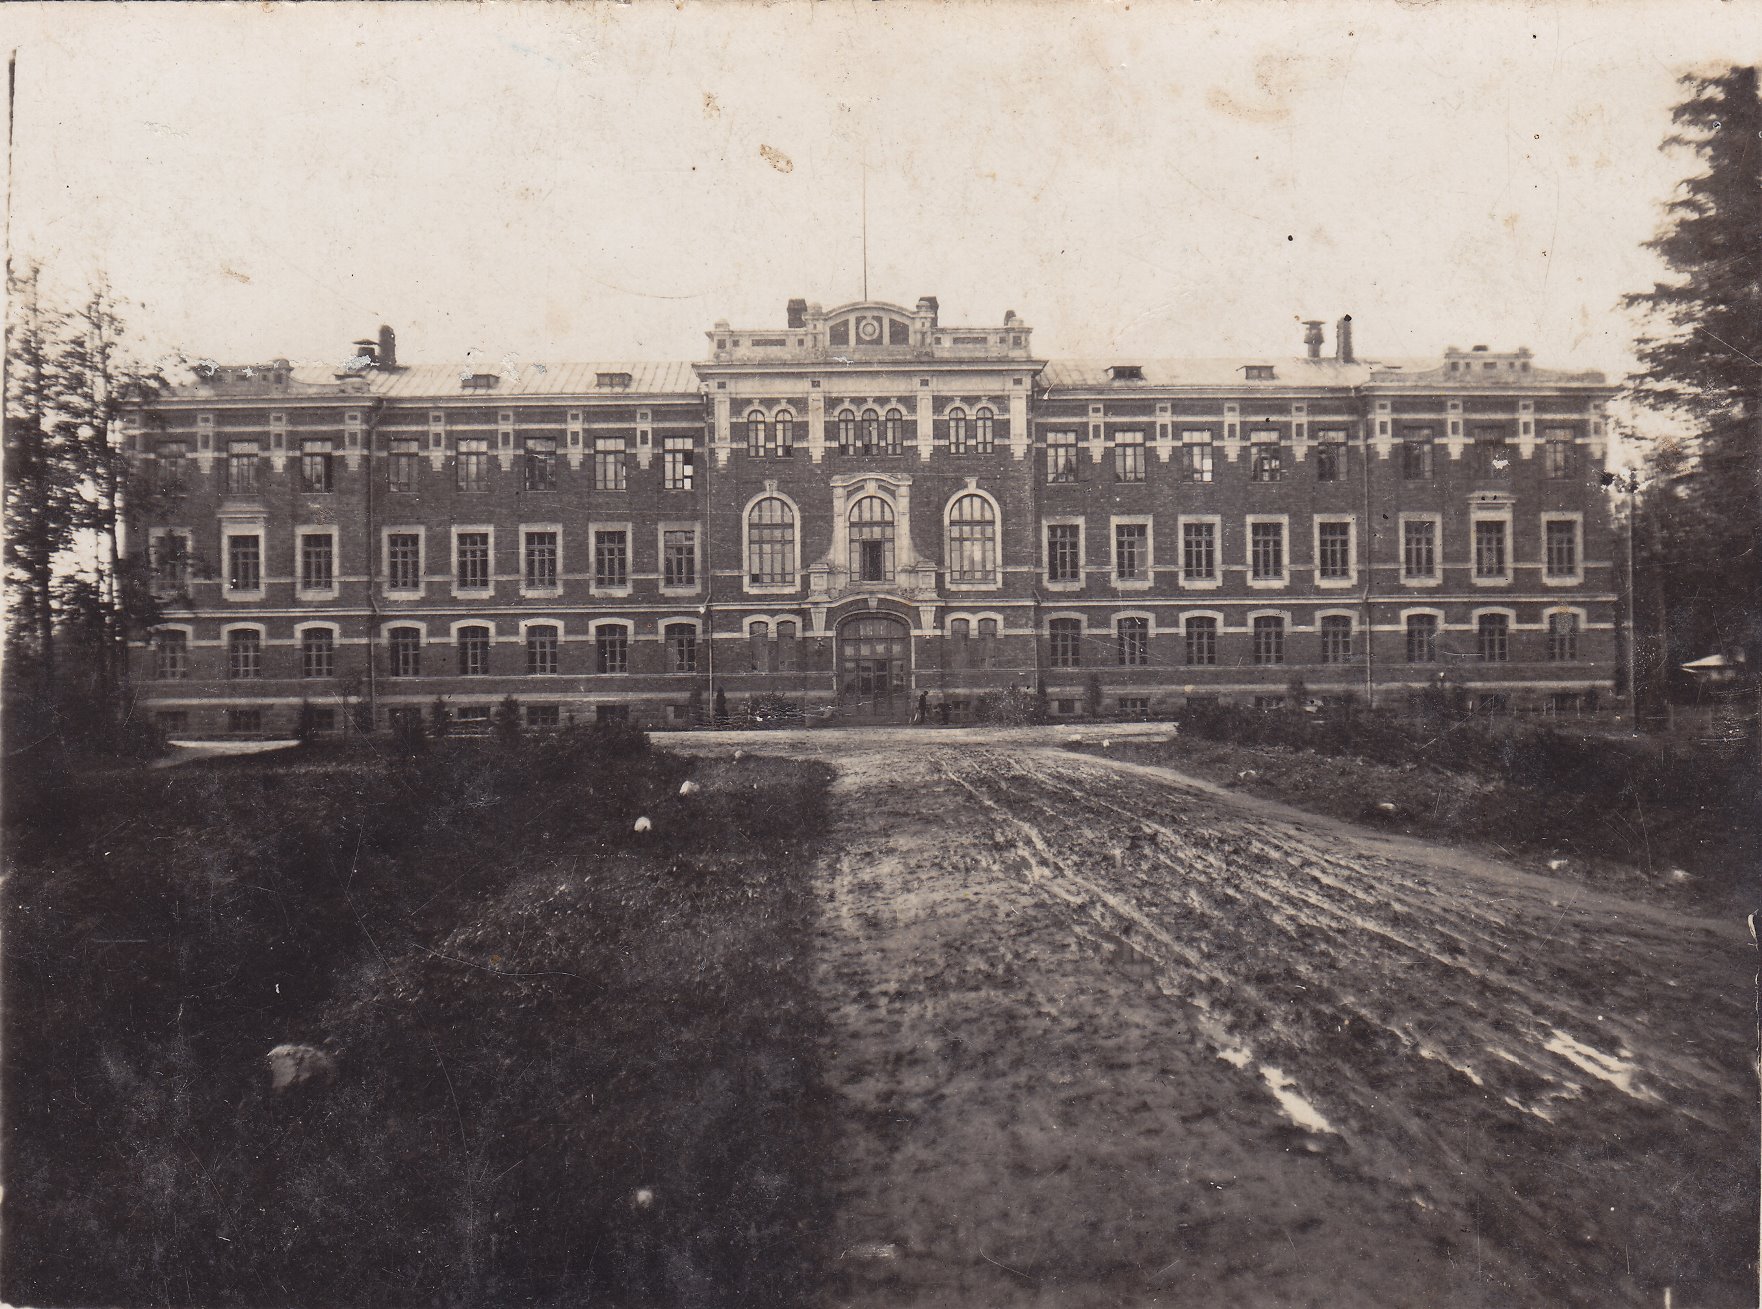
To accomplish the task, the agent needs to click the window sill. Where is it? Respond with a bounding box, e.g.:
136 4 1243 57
1541 575 1584 587
223 590 266 603
1113 579 1153 591
452 587 496 600
1314 578 1357 589
1471 576 1513 587
296 589 340 603
1179 578 1222 590
1246 578 1289 589
744 582 800 595
945 580 1002 593
520 587 564 600
1400 576 1442 588
1043 580 1084 592
660 585 703 596
383 588 426 601
590 587 633 599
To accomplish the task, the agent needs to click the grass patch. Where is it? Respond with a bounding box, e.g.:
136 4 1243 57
1070 707 1759 908
4 728 835 1307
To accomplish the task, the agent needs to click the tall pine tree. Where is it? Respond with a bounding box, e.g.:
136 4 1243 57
1623 66 1762 684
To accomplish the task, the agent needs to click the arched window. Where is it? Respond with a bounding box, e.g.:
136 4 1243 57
775 409 795 457
946 494 998 584
154 630 188 681
848 496 896 582
226 629 262 680
750 620 770 673
746 409 768 457
860 409 881 455
974 407 995 454
747 496 796 586
884 408 904 455
456 625 491 676
837 409 855 454
388 626 422 678
1477 613 1510 663
948 407 969 454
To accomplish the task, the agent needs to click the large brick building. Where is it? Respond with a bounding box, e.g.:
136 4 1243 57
126 297 1619 735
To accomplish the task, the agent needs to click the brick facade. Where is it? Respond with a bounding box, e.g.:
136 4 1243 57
128 302 1619 735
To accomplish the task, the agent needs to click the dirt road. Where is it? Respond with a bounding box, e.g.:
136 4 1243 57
679 730 1755 1307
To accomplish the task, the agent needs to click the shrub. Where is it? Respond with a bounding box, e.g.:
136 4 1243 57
493 695 522 746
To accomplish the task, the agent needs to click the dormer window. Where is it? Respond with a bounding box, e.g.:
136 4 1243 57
596 371 633 390
460 373 499 391
1244 365 1276 381
1108 364 1145 382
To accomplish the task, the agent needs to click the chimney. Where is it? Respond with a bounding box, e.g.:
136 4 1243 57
1302 320 1325 359
1335 314 1354 364
377 325 397 370
352 337 378 366
786 298 807 329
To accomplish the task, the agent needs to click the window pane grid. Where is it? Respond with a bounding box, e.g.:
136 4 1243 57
1250 523 1284 580
456 532 491 589
1047 524 1081 583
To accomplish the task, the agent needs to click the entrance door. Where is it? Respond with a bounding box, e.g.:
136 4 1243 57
838 614 911 722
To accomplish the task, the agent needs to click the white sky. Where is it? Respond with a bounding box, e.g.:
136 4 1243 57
4 1 1758 381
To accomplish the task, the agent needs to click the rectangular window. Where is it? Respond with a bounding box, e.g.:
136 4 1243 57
1047 430 1079 484
596 628 629 674
1184 616 1218 666
1250 430 1283 482
389 437 420 492
1315 430 1346 482
226 441 260 494
1401 433 1434 480
301 628 335 679
388 627 422 678
1474 520 1508 579
1406 614 1438 664
526 705 561 730
1475 430 1510 478
1047 524 1082 584
523 530 558 590
1320 615 1353 664
595 437 627 491
456 438 490 492
1316 521 1352 581
1181 522 1217 582
457 627 491 676
1402 520 1437 580
227 708 262 735
1117 616 1149 666
156 709 189 735
1114 430 1146 482
973 410 995 454
1049 618 1082 668
524 624 559 675
300 439 334 493
1544 430 1577 479
227 629 262 680
157 442 188 494
663 530 697 588
1544 519 1579 578
524 435 558 491
777 620 798 672
299 534 335 591
226 534 261 593
388 533 421 590
153 531 191 588
153 630 187 680
1478 614 1510 662
1548 612 1580 662
664 435 695 490
456 531 491 590
1249 521 1285 581
1114 523 1148 582
667 624 698 673
1252 615 1285 666
594 530 628 588
1182 429 1214 483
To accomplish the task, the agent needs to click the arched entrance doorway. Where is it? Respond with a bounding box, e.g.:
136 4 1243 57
837 613 912 722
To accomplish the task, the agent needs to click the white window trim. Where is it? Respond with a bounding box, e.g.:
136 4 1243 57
1397 512 1443 587
294 525 341 602
381 619 428 641
1176 513 1223 589
1113 608 1157 632
450 524 496 599
657 521 703 596
1540 512 1585 586
381 525 426 600
519 522 565 598
1042 514 1086 592
1245 513 1291 589
1109 514 1155 591
448 618 499 642
588 520 634 598
660 615 706 637
944 486 1004 592
220 622 269 677
589 617 635 675
742 490 803 595
944 610 1007 634
517 616 567 638
220 524 267 602
1311 514 1358 589
1469 508 1514 586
